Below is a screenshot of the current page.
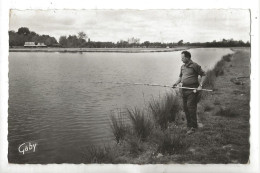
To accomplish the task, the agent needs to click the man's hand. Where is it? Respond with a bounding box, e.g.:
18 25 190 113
197 85 202 91
193 85 202 93
172 83 178 88
173 77 182 88
172 82 182 88
196 85 202 91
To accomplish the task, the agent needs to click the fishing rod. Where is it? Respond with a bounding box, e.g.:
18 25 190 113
94 81 213 92
173 86 213 92
136 83 213 92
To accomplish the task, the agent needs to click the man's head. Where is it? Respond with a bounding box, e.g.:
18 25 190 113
181 51 191 64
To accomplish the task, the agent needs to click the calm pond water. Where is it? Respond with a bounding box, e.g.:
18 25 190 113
8 48 233 163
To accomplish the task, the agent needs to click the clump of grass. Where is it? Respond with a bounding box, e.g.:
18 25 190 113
215 107 238 118
214 60 225 77
85 145 118 163
201 53 234 100
203 53 233 90
155 128 189 155
148 92 181 130
204 104 213 112
110 111 129 144
203 70 217 89
127 107 153 141
213 99 221 105
222 54 232 62
173 111 186 125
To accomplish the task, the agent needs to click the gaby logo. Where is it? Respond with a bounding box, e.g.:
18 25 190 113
18 141 38 155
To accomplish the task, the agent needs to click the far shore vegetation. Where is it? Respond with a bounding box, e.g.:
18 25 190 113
9 27 250 49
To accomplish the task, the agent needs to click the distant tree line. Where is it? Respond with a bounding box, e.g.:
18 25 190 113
9 27 58 47
186 39 251 48
58 36 250 48
9 27 250 48
59 32 90 48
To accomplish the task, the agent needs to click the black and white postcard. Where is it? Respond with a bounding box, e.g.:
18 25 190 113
0 0 259 173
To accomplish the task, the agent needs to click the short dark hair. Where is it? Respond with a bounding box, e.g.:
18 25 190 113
181 51 191 59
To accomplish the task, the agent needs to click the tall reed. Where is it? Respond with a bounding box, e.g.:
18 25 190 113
126 107 153 141
109 111 129 144
149 92 181 130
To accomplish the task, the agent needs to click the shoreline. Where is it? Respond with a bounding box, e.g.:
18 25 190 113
9 47 190 53
9 47 249 53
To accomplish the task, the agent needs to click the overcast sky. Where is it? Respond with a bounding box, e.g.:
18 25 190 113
9 9 250 43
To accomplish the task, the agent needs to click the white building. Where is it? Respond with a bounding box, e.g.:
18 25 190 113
24 42 47 47
37 43 47 47
24 42 36 47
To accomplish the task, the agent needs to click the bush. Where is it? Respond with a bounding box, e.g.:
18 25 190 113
110 111 129 143
215 107 238 118
125 134 144 156
127 108 153 141
85 145 118 163
149 92 181 130
222 54 232 62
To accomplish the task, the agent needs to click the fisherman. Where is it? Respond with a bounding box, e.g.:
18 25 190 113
173 51 206 135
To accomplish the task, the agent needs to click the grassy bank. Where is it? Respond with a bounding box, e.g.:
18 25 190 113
84 47 250 164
